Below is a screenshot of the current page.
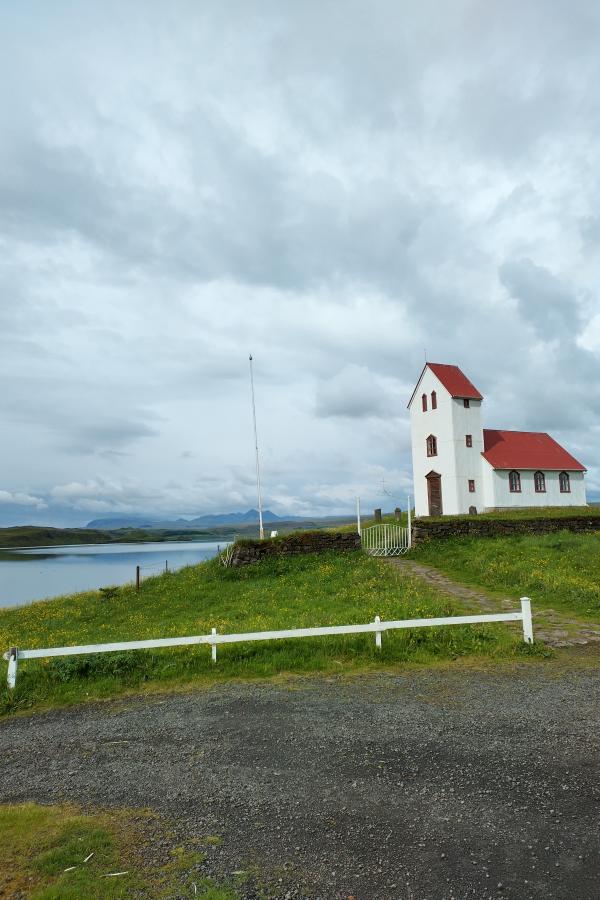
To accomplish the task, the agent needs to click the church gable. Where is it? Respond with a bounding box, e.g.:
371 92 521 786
407 362 483 408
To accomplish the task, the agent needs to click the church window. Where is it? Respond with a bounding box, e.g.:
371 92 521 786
463 399 470 408
422 393 427 412
426 434 437 457
559 471 571 493
465 434 472 447
534 471 546 493
468 479 475 493
431 391 437 409
509 470 521 493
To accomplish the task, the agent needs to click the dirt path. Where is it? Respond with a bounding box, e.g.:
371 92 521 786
387 558 600 648
1 670 600 899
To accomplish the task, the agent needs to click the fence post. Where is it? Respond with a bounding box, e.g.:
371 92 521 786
407 495 412 549
520 597 534 643
374 508 382 523
374 616 382 650
136 565 140 590
7 648 18 690
356 497 362 537
211 627 217 663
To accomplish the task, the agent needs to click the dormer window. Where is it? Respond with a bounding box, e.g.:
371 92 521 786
559 471 571 493
509 470 521 493
463 398 470 408
422 393 427 412
534 471 546 493
426 434 437 457
431 391 437 410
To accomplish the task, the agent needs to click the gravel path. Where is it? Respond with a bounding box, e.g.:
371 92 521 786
1 669 599 899
388 558 600 647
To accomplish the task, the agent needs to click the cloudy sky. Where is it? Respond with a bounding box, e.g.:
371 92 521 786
1 0 599 526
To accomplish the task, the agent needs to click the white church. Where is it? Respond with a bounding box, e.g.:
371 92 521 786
409 363 587 517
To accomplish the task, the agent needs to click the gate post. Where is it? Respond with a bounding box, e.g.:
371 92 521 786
407 495 412 549
374 508 382 523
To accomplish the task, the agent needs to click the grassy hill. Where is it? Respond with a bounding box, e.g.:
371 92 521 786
0 517 356 549
0 549 537 715
412 529 600 620
0 525 205 549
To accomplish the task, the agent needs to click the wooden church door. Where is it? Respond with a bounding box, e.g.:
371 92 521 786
426 472 443 516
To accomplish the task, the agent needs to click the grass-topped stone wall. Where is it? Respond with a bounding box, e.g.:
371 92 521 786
413 510 600 543
229 530 361 566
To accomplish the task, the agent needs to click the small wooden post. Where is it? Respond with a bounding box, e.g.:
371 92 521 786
211 627 217 663
374 508 382 523
374 616 382 650
7 647 18 690
521 598 534 644
136 565 140 590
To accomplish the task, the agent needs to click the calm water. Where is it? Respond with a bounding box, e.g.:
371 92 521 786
0 541 224 608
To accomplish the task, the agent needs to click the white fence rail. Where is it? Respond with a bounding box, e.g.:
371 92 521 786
3 599 533 690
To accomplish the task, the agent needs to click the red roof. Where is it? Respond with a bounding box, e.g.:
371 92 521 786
407 363 483 408
427 363 483 399
482 430 586 471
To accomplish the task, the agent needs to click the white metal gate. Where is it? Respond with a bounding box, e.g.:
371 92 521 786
361 524 411 556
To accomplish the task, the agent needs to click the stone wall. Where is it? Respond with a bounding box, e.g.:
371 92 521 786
228 531 361 566
412 515 600 544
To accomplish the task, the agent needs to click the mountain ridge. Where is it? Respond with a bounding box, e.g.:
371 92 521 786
86 509 307 529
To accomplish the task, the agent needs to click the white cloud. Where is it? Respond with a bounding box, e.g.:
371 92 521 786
0 490 47 509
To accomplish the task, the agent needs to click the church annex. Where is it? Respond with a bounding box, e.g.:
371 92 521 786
408 363 587 517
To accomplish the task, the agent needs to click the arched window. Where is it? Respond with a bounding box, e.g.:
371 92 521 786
426 434 437 457
509 470 521 493
559 471 571 493
431 390 437 410
422 393 427 412
534 471 546 493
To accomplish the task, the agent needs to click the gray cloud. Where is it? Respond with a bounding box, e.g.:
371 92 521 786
499 258 583 338
0 0 599 525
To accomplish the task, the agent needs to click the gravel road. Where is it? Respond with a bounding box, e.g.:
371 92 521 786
1 667 599 899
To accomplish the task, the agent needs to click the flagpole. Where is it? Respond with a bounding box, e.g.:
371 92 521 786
249 354 265 540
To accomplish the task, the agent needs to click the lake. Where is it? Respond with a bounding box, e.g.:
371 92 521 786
0 541 224 608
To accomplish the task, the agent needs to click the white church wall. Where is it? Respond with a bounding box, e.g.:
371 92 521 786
481 458 497 508
491 470 587 508
451 398 484 513
410 367 458 516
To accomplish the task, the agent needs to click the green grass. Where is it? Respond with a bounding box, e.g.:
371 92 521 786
0 551 534 715
0 803 237 898
412 530 600 620
417 505 600 524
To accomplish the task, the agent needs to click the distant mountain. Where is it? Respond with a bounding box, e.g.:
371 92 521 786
86 509 299 529
188 509 288 526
